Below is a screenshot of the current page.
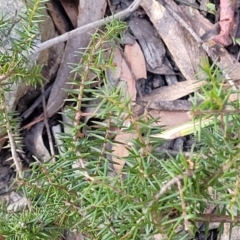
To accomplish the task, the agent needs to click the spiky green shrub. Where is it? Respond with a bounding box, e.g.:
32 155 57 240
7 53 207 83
1 2 240 240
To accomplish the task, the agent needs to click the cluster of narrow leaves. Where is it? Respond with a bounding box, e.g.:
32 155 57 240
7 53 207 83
2 2 240 240
0 0 45 86
0 18 191 239
0 0 44 172
192 60 240 213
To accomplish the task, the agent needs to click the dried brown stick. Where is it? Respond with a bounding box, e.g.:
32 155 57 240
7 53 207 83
6 125 23 178
2 101 23 178
0 62 19 82
41 87 56 162
0 70 14 82
192 108 240 116
21 85 51 120
147 170 194 208
177 180 190 231
198 214 240 223
33 0 142 54
137 100 193 111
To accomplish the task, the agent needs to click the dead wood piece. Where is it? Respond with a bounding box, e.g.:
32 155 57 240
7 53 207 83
164 58 178 85
139 80 205 102
60 0 78 28
137 100 193 111
129 18 174 75
34 0 142 54
47 1 72 34
198 214 240 223
140 0 207 80
46 0 107 117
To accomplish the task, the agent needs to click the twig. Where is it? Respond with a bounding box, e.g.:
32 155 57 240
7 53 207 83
6 123 23 178
22 114 44 130
21 85 51 120
124 171 194 239
33 0 142 54
155 146 191 157
107 0 114 15
1 99 23 178
147 170 194 208
0 70 14 82
0 62 19 82
136 99 193 111
177 179 190 231
198 214 240 223
192 108 240 116
41 87 56 162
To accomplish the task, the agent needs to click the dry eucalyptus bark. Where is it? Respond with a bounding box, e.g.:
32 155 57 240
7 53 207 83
46 0 107 117
140 0 207 80
129 18 175 75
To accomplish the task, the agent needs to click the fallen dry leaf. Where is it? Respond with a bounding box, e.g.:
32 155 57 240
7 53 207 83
106 48 123 86
139 80 205 102
124 41 147 80
140 0 207 80
148 110 191 129
60 0 78 28
25 122 51 162
112 47 141 172
214 0 236 46
37 2 65 82
105 46 137 103
120 58 136 101
47 1 72 34
112 129 137 173
46 0 107 117
112 131 129 173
